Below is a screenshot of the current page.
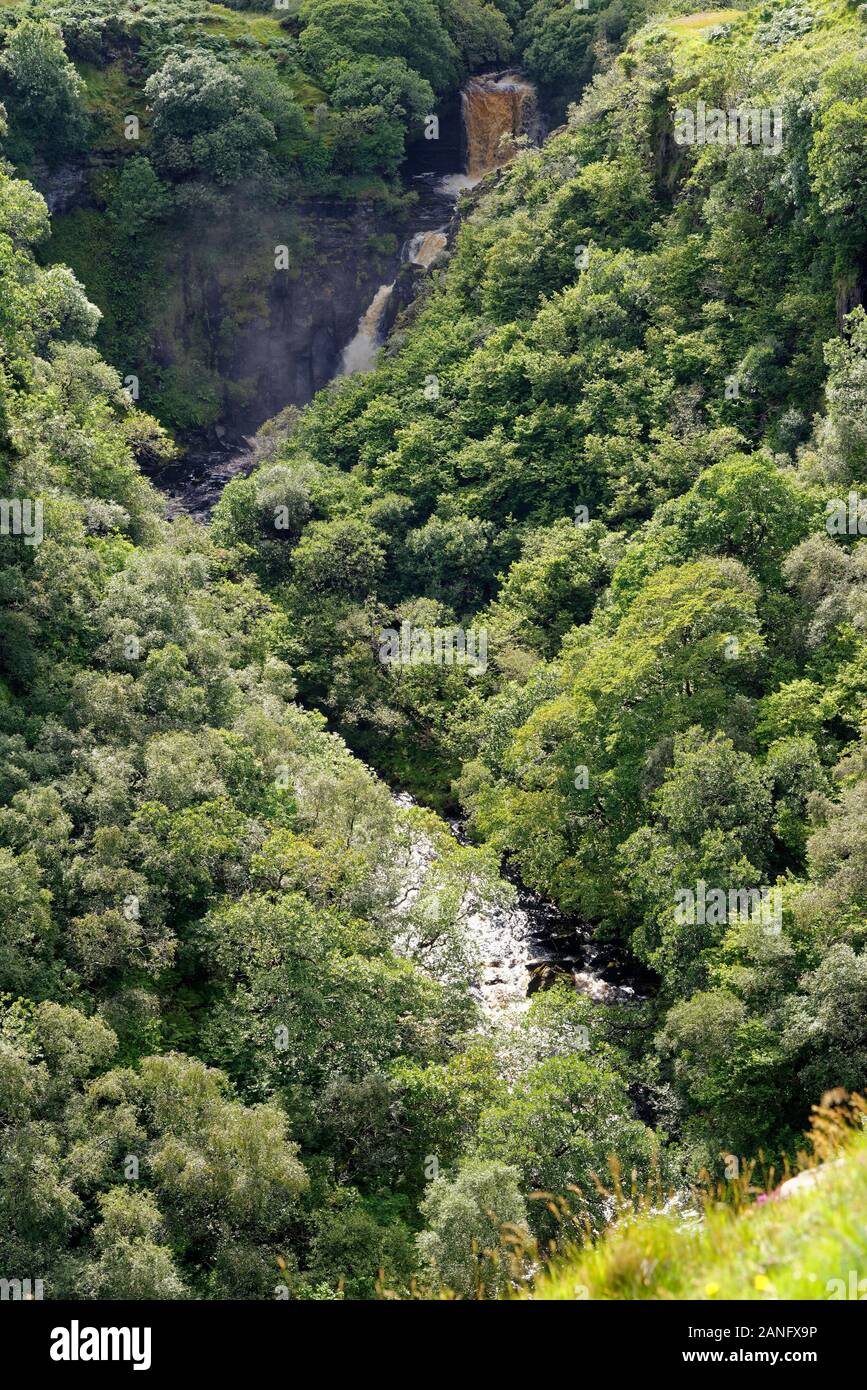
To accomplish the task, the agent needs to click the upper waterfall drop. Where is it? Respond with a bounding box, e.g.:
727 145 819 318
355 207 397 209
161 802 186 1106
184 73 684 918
461 71 538 178
337 73 540 379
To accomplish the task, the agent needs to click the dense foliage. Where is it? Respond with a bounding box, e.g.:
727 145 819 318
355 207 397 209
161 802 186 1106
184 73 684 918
1 0 866 1300
214 0 867 1189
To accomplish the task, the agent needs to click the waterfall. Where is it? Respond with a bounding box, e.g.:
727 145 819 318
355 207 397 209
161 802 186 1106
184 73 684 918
339 230 449 375
338 75 539 379
338 282 396 375
405 229 448 268
462 72 537 178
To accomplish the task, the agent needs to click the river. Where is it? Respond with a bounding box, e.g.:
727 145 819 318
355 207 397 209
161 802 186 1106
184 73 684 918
465 880 653 1017
393 793 652 1019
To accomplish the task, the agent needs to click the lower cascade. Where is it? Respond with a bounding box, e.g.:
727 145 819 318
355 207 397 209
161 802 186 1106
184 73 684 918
338 282 397 375
339 228 450 375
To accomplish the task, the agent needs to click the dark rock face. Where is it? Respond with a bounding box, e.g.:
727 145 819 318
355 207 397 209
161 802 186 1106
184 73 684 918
40 172 413 440
151 196 408 439
29 160 88 215
231 204 400 429
158 177 465 439
404 89 465 176
145 180 462 518
251 286 339 408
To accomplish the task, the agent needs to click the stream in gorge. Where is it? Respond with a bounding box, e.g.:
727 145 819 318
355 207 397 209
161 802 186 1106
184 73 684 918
146 73 651 1018
393 795 652 1019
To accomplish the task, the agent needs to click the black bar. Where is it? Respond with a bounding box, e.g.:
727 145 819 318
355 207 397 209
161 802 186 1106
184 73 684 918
5 1297 857 1376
